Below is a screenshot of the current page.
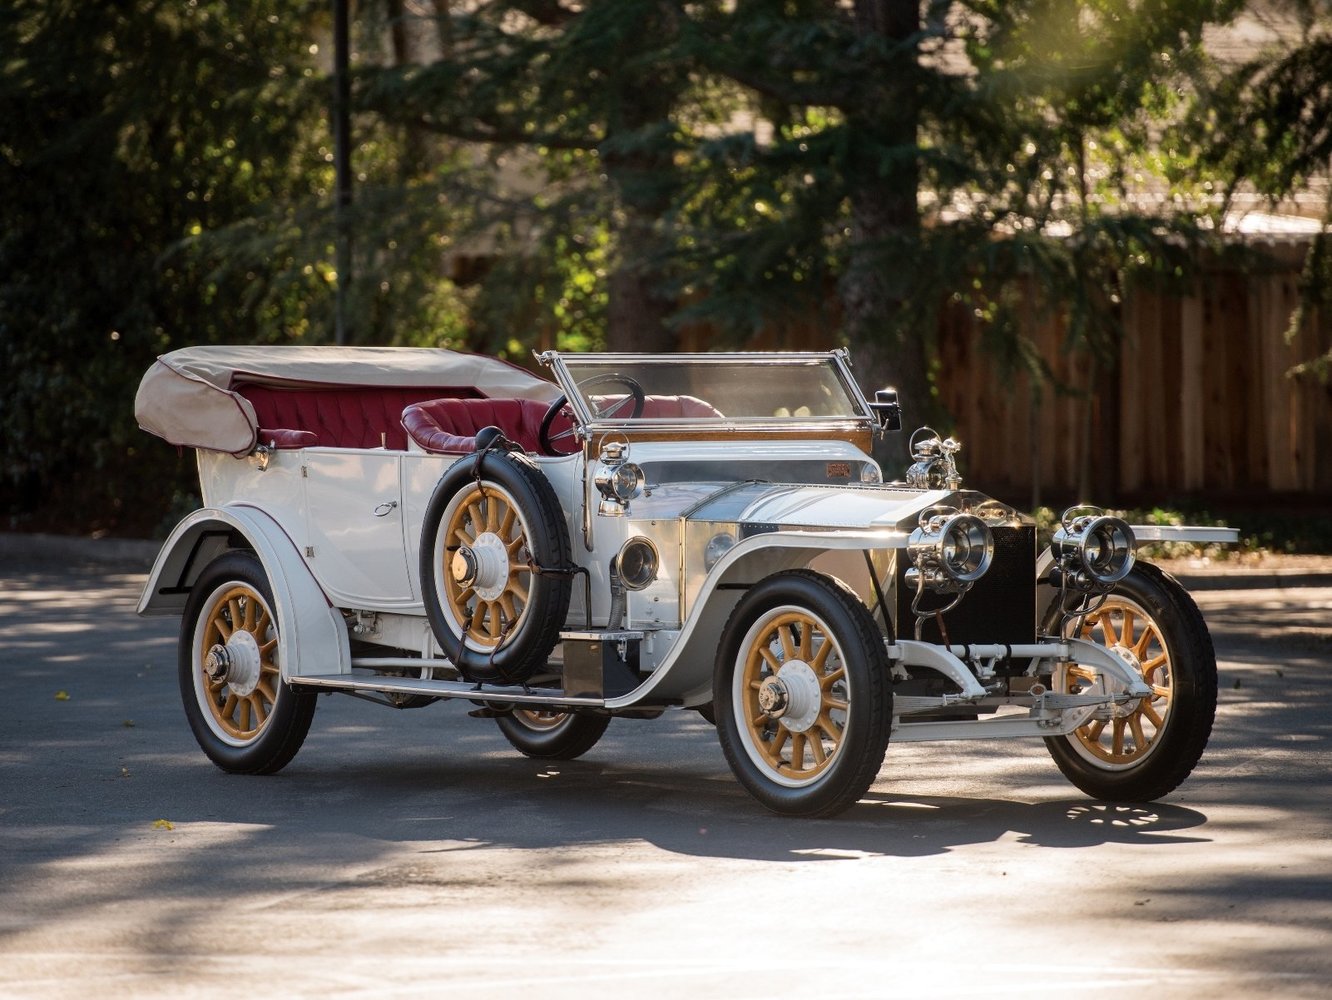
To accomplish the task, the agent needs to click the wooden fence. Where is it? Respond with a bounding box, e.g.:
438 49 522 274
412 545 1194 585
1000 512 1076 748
661 241 1331 506
931 245 1332 506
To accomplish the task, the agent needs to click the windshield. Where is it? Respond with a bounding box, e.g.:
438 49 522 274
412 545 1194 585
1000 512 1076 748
541 353 870 425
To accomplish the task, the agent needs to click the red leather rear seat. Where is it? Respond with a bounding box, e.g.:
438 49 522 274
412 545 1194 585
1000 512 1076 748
238 383 479 450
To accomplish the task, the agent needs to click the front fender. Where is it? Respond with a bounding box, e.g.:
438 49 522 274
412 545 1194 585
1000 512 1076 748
137 505 350 680
609 529 900 709
1036 523 1241 578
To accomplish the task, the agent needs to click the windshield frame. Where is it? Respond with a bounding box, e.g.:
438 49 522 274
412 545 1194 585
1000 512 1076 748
535 350 877 440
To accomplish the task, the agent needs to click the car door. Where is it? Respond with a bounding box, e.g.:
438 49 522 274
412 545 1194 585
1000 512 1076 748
302 451 415 607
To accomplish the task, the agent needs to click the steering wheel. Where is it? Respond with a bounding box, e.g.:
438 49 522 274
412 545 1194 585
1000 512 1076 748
538 373 646 456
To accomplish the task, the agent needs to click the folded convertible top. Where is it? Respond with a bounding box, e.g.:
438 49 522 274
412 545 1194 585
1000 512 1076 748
134 345 558 455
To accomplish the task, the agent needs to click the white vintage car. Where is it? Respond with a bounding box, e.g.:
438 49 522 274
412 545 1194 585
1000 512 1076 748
135 345 1236 817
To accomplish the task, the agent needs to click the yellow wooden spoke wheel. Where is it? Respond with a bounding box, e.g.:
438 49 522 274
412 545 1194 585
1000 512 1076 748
441 481 535 650
421 451 572 683
495 708 611 760
1044 564 1216 802
179 552 317 774
715 570 892 818
736 608 850 784
1061 595 1173 766
196 581 281 742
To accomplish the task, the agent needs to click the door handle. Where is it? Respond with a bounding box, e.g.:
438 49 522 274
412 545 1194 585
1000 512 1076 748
372 500 400 517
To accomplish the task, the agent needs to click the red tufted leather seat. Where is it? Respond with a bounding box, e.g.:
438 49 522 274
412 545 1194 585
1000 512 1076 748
238 383 480 450
402 393 725 455
401 397 563 454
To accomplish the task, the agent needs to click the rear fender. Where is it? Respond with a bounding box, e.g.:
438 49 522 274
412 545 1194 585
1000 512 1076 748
137 506 350 680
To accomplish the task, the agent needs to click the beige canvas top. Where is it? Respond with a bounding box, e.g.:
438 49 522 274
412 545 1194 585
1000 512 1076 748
134 345 558 455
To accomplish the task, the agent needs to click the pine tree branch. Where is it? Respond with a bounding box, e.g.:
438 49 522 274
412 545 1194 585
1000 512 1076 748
711 63 852 110
410 115 600 151
507 0 579 27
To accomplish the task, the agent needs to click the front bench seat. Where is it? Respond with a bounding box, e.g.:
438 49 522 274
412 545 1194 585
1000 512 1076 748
402 393 724 455
401 397 562 454
590 393 724 419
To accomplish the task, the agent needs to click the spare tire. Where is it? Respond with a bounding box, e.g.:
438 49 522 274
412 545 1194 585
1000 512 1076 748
420 450 572 683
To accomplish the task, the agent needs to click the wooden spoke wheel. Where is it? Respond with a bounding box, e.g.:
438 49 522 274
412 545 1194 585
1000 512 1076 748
736 608 850 783
1044 563 1217 802
440 480 535 651
197 582 280 741
1061 595 1172 766
179 552 316 774
715 570 891 818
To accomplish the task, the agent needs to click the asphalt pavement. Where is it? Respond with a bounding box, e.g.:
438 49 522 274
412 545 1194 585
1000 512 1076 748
1 534 1330 999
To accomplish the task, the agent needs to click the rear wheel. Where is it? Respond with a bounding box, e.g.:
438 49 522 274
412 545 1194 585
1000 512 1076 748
1044 563 1216 801
714 570 892 818
495 710 610 760
179 552 317 774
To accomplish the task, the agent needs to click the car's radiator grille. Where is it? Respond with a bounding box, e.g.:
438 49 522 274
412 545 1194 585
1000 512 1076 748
894 524 1036 647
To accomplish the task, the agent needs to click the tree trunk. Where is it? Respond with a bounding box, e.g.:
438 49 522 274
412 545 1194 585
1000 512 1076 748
385 0 427 176
841 0 928 470
600 5 680 353
606 215 676 353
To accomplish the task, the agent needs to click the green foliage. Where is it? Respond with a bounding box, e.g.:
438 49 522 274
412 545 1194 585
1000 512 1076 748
655 0 1244 403
8 0 1323 537
0 1 328 534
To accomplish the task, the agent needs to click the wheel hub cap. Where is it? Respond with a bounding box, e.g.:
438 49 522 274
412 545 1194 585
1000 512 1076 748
205 628 262 697
769 661 821 733
757 676 789 717
1107 643 1145 718
452 532 510 602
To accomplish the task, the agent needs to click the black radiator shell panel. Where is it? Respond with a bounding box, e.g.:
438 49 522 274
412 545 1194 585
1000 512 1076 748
896 525 1036 649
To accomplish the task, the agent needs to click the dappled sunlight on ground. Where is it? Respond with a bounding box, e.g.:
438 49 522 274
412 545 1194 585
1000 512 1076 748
2 556 1331 997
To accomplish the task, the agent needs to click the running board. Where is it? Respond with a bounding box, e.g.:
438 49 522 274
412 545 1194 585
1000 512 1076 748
291 673 605 708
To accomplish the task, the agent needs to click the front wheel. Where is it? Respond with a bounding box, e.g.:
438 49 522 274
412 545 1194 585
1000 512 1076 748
714 570 892 818
495 709 610 760
1044 563 1217 802
179 552 317 774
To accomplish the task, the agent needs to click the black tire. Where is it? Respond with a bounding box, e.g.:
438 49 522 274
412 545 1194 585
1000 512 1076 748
714 569 892 818
420 450 572 683
1043 562 1217 802
495 710 610 760
179 552 317 774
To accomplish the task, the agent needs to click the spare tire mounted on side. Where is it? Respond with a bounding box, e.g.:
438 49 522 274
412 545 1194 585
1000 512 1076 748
420 447 572 684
